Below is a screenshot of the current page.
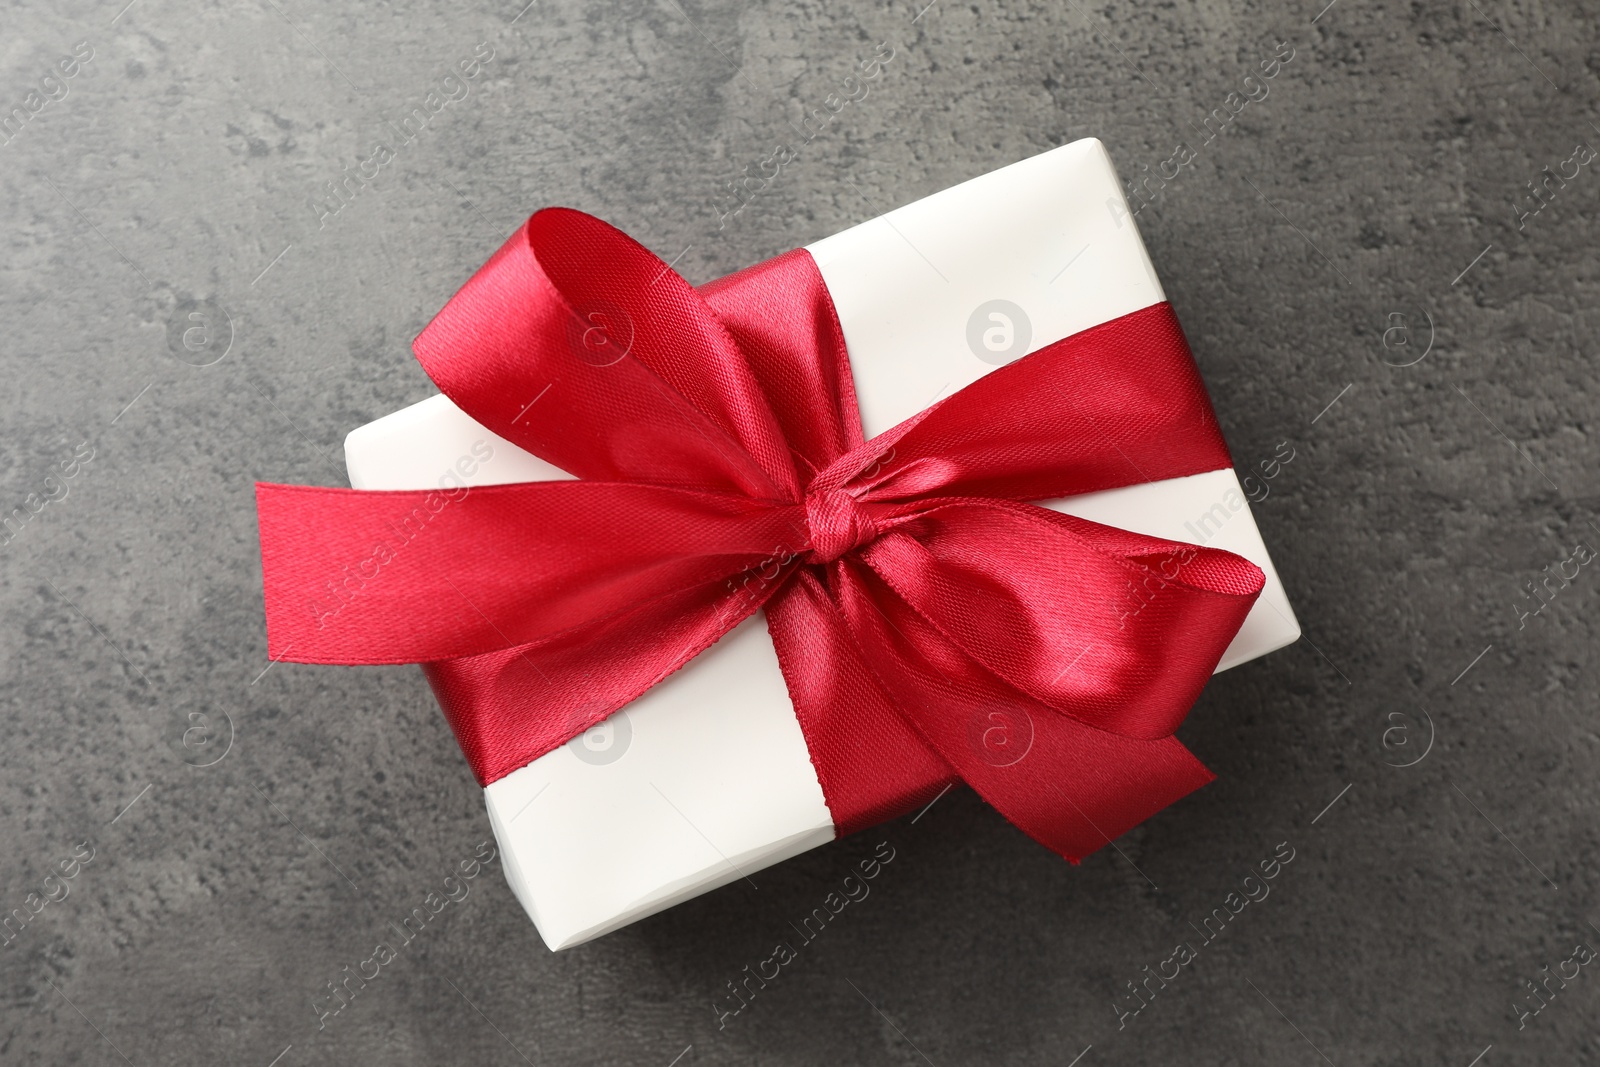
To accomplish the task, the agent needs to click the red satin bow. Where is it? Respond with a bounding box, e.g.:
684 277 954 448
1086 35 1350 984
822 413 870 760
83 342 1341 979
255 208 1264 861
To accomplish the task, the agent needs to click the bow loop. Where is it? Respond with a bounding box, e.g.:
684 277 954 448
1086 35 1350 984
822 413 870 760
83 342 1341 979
856 500 1263 742
414 209 798 499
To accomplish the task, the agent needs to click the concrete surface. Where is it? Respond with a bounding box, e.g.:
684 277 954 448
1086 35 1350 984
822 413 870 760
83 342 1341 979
2 0 1599 1064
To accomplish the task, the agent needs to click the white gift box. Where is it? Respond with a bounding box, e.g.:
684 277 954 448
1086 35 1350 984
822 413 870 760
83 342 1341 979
345 138 1299 950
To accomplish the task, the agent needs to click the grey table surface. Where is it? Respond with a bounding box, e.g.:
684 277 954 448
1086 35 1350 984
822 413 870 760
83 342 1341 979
3 0 1598 1064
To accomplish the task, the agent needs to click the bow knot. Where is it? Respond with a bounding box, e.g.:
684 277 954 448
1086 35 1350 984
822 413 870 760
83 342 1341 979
804 488 879 564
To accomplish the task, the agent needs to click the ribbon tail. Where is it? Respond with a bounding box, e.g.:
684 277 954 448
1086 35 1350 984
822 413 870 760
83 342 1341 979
832 559 1215 861
255 480 805 664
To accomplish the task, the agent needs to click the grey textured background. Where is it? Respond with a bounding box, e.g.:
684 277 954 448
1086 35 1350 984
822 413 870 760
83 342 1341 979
2 0 1598 1064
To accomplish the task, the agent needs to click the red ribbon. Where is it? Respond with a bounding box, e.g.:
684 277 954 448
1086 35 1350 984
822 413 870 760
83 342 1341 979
255 208 1264 861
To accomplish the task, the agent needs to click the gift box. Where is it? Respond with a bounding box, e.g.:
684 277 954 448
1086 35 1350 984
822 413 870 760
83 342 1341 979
278 137 1297 950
